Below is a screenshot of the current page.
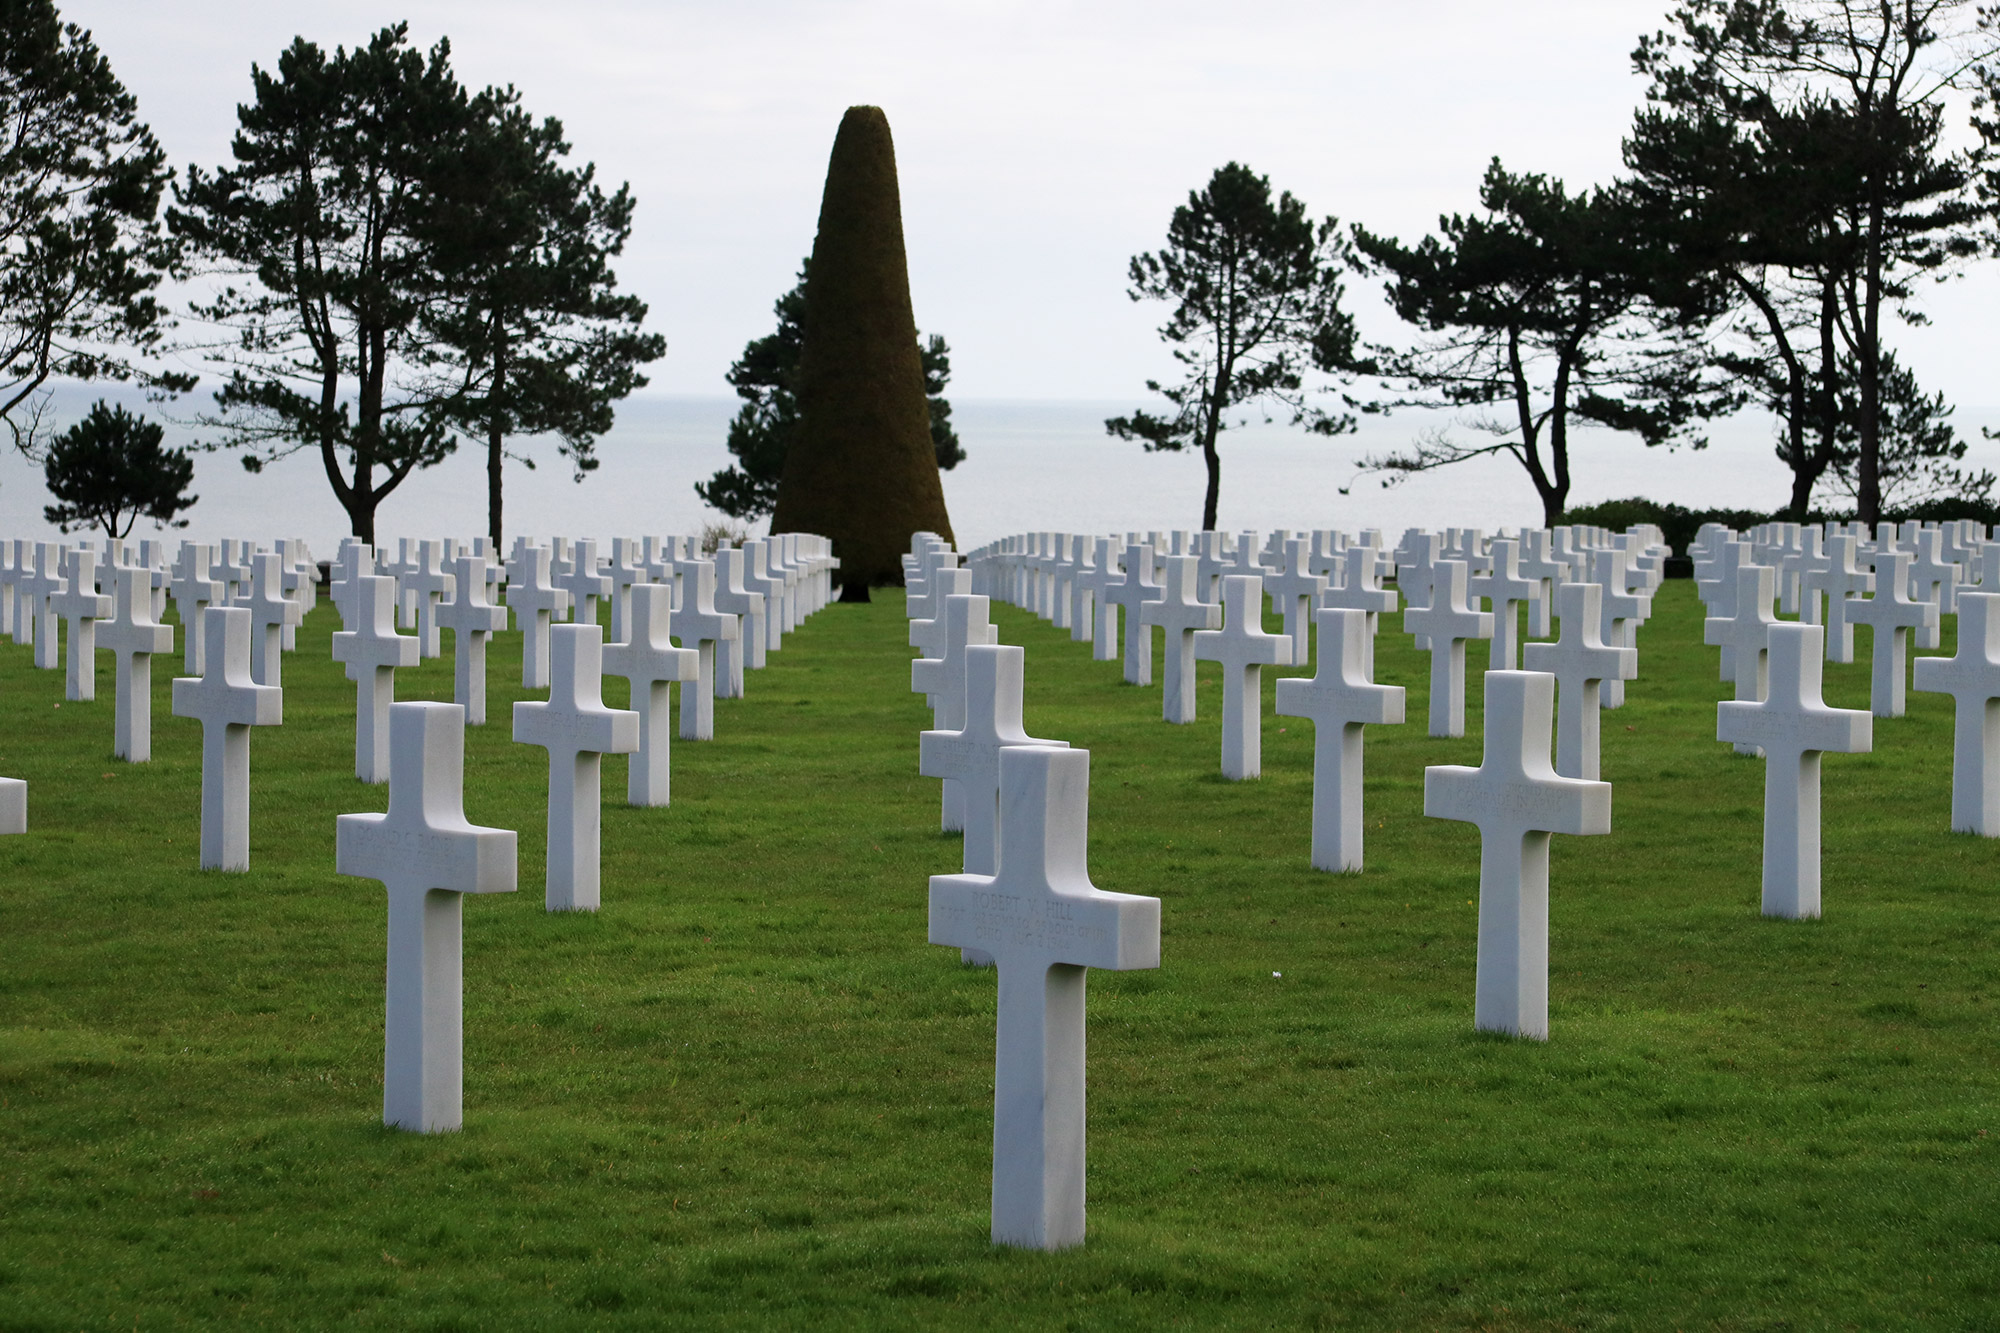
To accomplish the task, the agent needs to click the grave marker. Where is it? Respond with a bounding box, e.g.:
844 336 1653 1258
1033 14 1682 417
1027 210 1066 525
1717 623 1872 918
1913 591 2000 834
928 745 1160 1250
602 584 697 806
171 608 283 870
505 545 572 689
1274 608 1405 870
98 565 175 761
438 553 509 725
336 701 516 1132
51 549 110 700
1847 549 1938 717
1140 555 1221 724
1192 575 1293 779
1522 581 1635 780
1402 559 1492 738
668 559 737 741
331 575 420 783
513 624 639 910
1425 671 1611 1039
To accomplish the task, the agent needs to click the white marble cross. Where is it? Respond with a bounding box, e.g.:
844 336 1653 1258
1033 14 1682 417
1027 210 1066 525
404 541 456 659
1516 530 1568 637
18 543 62 668
711 547 766 698
246 552 301 688
1704 564 1779 744
1140 554 1221 724
1913 591 2000 834
331 575 420 782
1319 543 1397 675
1470 538 1537 670
97 564 176 756
920 642 1068 880
1066 538 1098 645
1697 538 1753 636
51 549 110 701
1275 608 1405 870
336 701 517 1132
1908 528 1960 635
668 558 737 741
0 774 21 834
505 545 572 689
1425 670 1611 1039
0 539 16 642
1101 541 1163 686
605 537 648 646
910 568 973 709
1718 623 1871 918
1590 549 1650 709
928 744 1160 1250
171 607 283 871
1262 536 1326 666
1402 559 1492 738
1805 534 1873 665
438 553 508 725
1076 539 1118 664
1192 574 1293 779
911 590 999 832
1522 581 1634 780
98 565 175 761
170 543 224 674
602 583 697 807
513 623 639 910
743 540 789 652
1847 549 1939 718
329 541 374 632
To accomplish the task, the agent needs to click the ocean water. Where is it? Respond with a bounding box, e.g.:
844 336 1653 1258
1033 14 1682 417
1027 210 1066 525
2 388 1996 556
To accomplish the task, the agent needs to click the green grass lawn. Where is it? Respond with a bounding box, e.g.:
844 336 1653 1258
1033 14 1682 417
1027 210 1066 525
1 578 1995 1330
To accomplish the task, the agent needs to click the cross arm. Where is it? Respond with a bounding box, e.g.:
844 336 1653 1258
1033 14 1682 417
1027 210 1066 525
336 814 518 895
929 873 1161 972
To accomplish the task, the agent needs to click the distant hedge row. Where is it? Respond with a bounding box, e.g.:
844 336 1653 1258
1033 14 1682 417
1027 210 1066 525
1558 496 2000 558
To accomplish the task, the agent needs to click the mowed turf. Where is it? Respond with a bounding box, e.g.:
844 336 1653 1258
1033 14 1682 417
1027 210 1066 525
1 578 1996 1330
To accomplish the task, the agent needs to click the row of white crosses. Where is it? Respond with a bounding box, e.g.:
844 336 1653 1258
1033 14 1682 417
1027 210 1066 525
1694 519 2000 918
902 537 1161 1251
916 530 1627 1239
5 529 833 1139
327 532 836 910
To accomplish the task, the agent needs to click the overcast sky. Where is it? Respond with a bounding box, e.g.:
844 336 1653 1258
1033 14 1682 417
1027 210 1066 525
62 0 2000 406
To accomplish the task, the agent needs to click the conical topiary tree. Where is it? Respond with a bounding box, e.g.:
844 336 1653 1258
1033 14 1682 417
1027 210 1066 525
771 105 953 600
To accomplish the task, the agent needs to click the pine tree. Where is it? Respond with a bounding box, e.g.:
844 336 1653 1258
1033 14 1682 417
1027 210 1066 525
769 107 953 598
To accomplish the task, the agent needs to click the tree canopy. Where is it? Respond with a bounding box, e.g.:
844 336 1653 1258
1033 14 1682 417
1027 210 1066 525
769 106 954 594
1347 160 1722 527
41 399 195 537
418 83 664 550
0 0 190 456
1107 161 1360 532
170 25 472 544
1631 0 1994 524
699 257 960 522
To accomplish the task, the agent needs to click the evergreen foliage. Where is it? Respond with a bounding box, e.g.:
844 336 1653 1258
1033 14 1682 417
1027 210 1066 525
698 258 960 522
770 107 954 595
1108 162 1360 532
419 84 664 551
40 399 194 537
0 0 190 455
170 25 475 545
1631 0 1993 525
1348 161 1724 529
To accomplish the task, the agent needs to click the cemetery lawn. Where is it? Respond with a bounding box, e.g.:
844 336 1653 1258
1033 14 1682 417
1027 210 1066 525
2 580 1996 1332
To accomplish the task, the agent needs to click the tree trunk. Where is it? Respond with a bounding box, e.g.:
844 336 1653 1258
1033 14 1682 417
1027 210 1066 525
487 336 508 552
1856 197 1885 527
1200 361 1230 531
